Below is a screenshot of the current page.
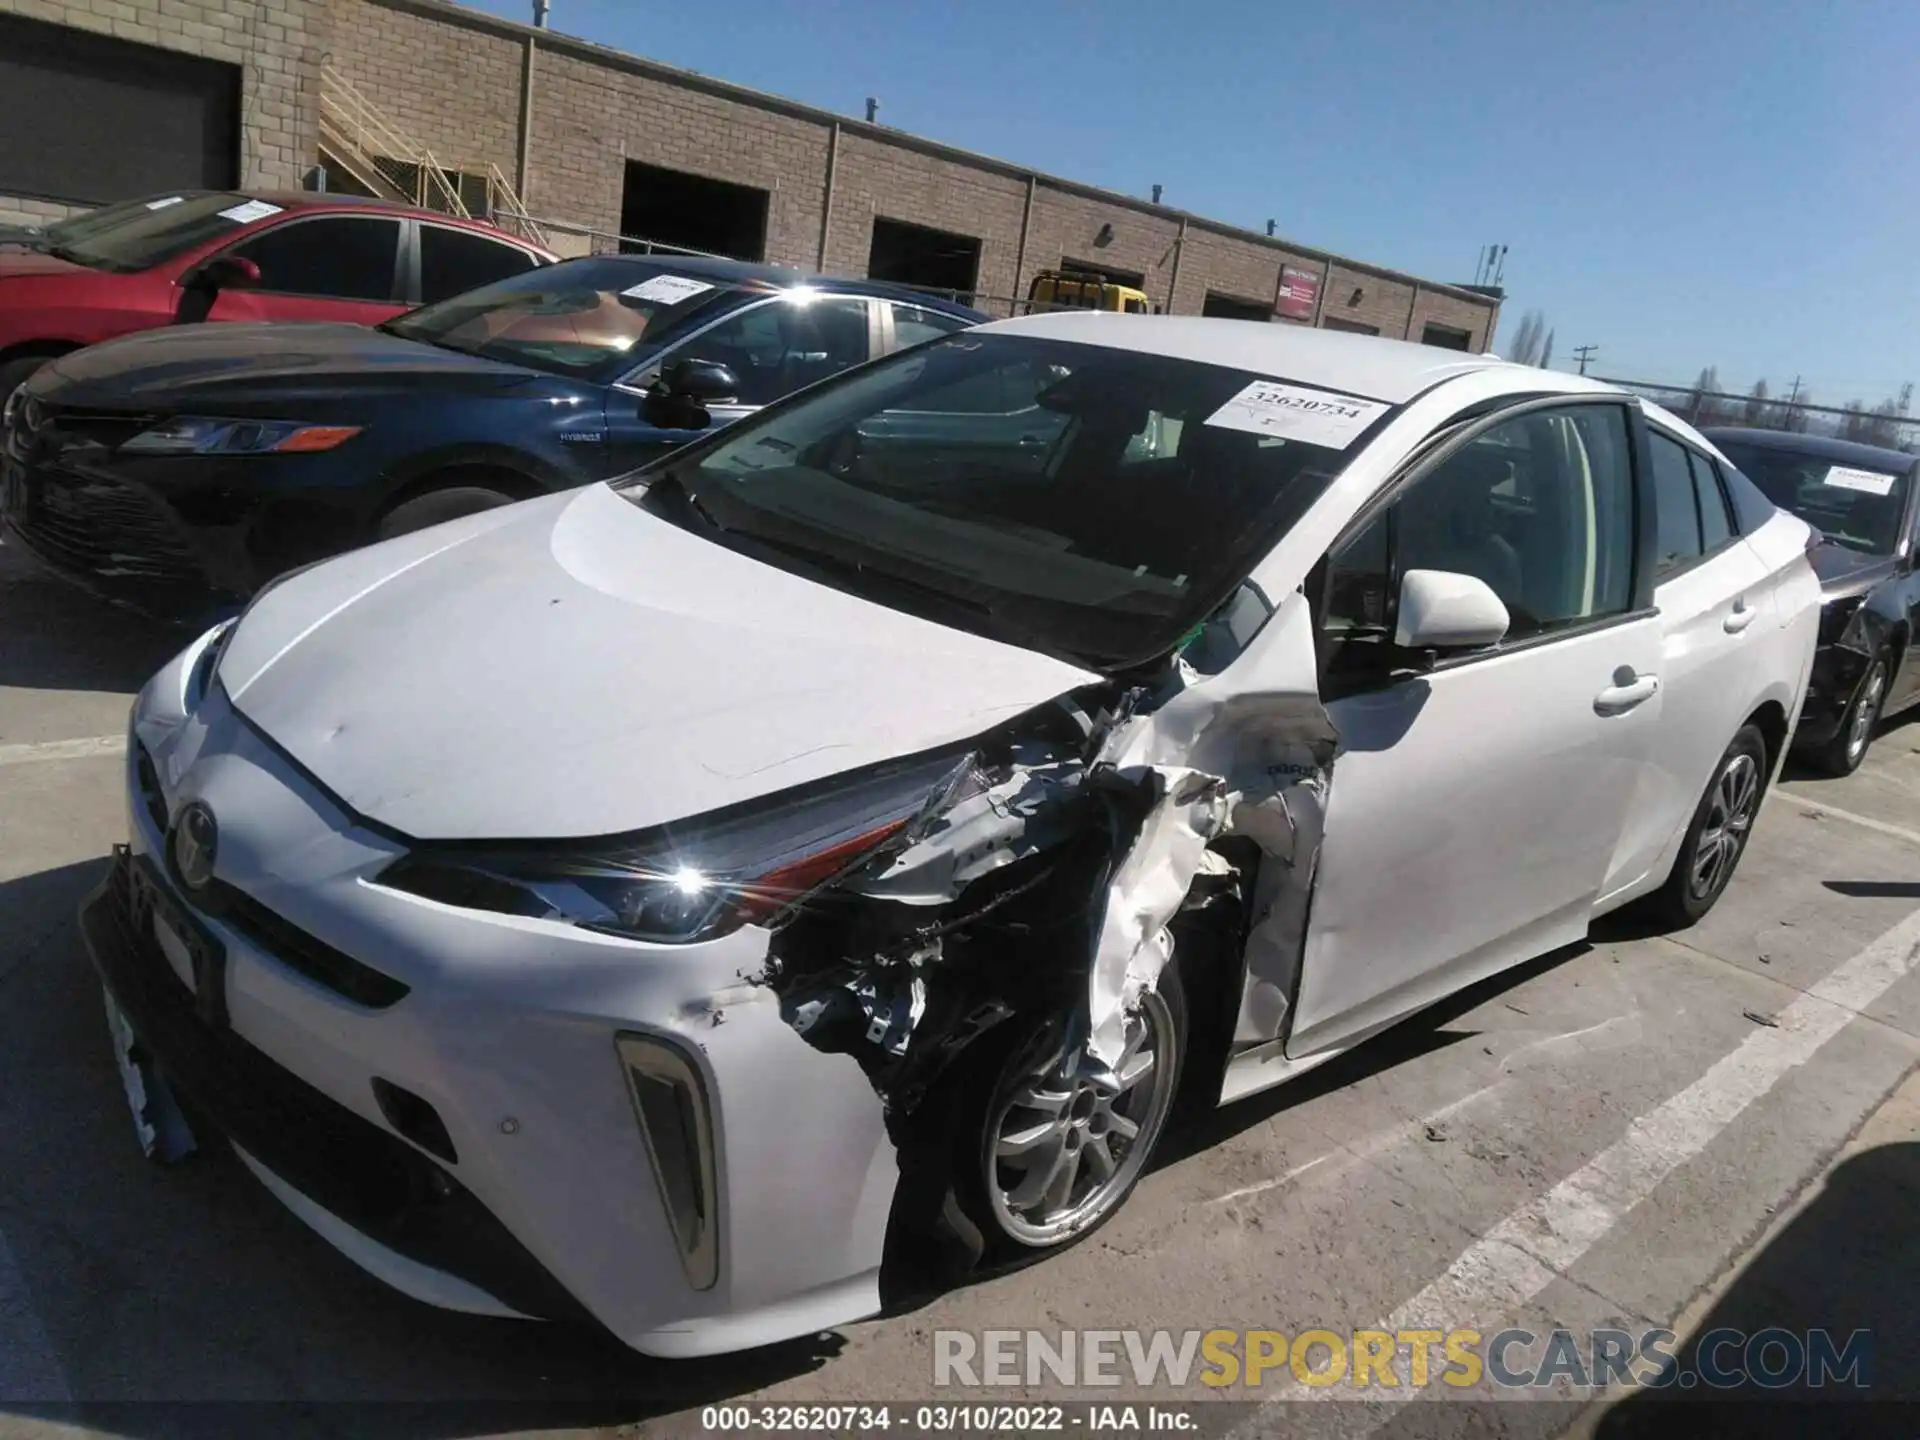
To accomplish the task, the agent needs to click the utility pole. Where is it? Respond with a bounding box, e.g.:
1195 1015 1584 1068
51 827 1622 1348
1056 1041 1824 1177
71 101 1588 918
1785 375 1802 406
1572 344 1598 376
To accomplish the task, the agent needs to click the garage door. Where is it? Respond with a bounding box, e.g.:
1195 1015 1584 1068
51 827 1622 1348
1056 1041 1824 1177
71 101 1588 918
0 13 240 206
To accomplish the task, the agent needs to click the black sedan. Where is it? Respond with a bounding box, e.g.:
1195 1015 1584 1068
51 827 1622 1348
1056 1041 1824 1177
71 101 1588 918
1704 427 1920 774
0 254 984 623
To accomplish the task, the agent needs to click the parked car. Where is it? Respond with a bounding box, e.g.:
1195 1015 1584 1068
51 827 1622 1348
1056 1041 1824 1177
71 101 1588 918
1703 427 1919 774
0 189 555 404
86 318 1820 1359
0 255 985 621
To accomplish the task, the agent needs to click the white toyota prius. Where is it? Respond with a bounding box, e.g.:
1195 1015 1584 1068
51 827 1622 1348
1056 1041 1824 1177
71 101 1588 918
86 314 1821 1358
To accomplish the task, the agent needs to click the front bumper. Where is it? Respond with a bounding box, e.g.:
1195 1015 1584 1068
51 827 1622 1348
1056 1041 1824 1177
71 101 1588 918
91 680 901 1357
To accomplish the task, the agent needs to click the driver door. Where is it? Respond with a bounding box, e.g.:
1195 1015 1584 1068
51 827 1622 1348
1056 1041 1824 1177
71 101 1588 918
1283 399 1663 1058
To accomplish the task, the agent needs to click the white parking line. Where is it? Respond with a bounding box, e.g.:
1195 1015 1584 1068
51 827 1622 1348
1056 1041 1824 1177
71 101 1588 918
0 735 125 767
1227 900 1920 1429
0 1224 70 1403
1776 789 1920 850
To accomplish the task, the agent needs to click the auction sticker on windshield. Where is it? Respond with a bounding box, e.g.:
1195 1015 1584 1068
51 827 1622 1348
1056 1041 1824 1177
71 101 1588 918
1822 465 1899 497
1204 380 1389 449
622 274 716 305
217 200 283 224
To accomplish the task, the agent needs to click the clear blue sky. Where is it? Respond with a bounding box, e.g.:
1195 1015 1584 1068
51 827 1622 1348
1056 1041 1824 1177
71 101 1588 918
464 0 1918 404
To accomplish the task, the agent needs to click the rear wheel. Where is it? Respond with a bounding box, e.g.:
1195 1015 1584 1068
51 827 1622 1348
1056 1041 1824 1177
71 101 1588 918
1646 724 1769 928
375 484 518 540
1814 655 1888 777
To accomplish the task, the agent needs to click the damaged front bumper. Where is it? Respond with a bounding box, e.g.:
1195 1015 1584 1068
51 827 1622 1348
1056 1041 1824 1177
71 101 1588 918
94 695 907 1358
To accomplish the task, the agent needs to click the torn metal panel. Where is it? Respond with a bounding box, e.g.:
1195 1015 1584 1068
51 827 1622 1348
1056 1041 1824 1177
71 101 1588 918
1229 773 1327 1046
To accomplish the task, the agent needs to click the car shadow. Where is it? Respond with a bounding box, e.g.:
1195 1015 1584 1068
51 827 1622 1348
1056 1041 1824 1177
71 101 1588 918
1824 880 1920 900
1589 1140 1920 1435
0 542 189 695
0 857 841 1434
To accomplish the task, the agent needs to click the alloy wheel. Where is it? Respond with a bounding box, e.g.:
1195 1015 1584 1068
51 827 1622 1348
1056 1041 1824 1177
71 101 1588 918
1689 751 1760 902
1845 663 1887 769
984 992 1179 1248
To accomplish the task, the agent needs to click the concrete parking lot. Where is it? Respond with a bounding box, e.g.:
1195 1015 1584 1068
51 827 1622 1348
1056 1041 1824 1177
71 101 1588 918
3 530 1919 1439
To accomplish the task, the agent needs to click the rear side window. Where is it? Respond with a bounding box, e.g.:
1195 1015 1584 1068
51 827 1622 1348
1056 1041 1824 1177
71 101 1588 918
1689 451 1734 551
419 225 540 304
1648 432 1704 576
890 303 969 349
230 216 401 301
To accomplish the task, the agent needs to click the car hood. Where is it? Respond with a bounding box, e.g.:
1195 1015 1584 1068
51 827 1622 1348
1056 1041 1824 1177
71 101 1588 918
218 483 1102 840
1808 536 1897 594
0 249 84 279
38 322 544 407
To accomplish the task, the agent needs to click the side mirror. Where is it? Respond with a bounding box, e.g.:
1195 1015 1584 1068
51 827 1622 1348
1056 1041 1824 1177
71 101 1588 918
659 358 739 405
1394 569 1510 652
188 255 261 293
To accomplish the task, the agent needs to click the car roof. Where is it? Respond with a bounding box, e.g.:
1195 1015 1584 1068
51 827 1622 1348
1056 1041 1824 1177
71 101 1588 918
973 312 1598 404
580 253 988 319
1700 426 1918 473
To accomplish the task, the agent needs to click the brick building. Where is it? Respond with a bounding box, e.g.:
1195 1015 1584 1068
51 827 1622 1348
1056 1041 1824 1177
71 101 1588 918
0 0 1501 348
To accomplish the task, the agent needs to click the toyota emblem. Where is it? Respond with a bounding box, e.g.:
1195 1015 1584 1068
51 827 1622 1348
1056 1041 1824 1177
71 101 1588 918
169 801 218 892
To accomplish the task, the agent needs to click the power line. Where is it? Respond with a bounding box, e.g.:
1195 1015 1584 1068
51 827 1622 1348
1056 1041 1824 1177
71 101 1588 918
1572 344 1598 376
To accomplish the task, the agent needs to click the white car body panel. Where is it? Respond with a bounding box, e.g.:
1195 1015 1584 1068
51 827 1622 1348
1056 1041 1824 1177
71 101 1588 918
219 484 1098 839
102 318 1824 1358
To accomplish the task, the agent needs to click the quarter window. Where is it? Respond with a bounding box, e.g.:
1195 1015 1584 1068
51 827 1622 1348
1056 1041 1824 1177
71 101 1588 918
1321 404 1637 682
674 297 869 407
1690 450 1734 551
1648 432 1705 575
229 216 401 301
891 303 969 349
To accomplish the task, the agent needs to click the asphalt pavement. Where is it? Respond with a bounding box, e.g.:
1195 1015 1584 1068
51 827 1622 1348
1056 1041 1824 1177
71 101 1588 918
3 532 1919 1439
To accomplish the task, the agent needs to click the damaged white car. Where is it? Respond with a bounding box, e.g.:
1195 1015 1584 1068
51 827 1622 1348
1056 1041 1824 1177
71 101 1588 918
86 314 1822 1357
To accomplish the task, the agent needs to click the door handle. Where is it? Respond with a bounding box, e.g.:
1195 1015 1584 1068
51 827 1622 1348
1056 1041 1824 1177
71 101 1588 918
1595 669 1660 715
1724 597 1757 634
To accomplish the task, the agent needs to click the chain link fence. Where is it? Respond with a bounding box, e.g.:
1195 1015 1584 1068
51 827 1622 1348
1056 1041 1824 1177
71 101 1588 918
1599 377 1920 453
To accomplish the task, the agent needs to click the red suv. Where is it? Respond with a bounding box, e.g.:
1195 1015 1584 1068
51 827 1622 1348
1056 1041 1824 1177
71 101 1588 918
0 190 555 401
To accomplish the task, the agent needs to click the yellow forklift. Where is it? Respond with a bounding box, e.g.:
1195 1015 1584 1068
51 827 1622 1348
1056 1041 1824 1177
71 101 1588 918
1026 268 1153 314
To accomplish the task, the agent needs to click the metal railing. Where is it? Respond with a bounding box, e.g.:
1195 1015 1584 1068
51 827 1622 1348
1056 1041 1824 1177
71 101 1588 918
316 63 546 247
1602 377 1920 453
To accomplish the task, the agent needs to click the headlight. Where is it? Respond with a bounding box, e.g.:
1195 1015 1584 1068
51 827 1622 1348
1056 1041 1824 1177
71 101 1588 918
120 417 362 456
377 750 985 943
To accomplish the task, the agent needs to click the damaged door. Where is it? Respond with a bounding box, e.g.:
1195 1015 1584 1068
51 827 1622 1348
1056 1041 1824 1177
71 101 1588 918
1284 400 1661 1059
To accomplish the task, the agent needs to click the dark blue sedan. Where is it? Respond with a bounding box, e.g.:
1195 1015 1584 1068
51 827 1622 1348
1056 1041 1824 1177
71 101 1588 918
0 255 985 621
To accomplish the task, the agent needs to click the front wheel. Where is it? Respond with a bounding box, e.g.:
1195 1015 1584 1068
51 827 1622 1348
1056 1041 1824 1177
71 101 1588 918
1646 724 1769 928
954 965 1187 1257
376 484 518 540
1814 656 1888 777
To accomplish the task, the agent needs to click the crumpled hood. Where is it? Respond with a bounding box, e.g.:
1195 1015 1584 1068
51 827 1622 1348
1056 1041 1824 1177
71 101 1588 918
39 322 542 408
218 484 1101 840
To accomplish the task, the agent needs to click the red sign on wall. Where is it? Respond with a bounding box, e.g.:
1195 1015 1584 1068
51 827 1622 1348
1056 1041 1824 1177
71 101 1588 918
1276 265 1321 321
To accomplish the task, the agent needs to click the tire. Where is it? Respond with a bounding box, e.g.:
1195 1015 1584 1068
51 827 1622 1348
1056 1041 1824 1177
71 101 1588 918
0 354 50 408
947 962 1188 1260
1645 724 1770 929
1813 655 1889 777
375 484 518 540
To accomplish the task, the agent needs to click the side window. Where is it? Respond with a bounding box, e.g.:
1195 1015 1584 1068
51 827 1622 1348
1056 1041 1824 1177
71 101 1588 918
1688 450 1734 552
1648 432 1704 576
419 226 539 304
890 303 968 350
1320 404 1637 682
677 297 870 406
228 217 401 301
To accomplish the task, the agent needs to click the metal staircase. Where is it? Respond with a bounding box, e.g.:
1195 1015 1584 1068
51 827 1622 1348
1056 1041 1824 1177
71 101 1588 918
316 62 546 247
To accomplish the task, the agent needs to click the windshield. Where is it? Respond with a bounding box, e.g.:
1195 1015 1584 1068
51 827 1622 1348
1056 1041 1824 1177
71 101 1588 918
47 194 201 244
51 192 270 271
619 333 1376 670
1715 440 1912 554
383 258 747 379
